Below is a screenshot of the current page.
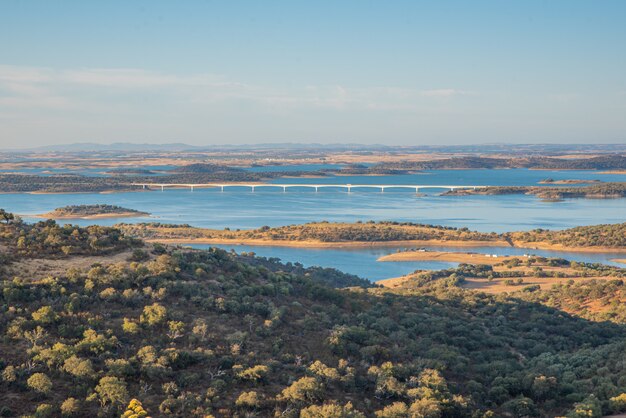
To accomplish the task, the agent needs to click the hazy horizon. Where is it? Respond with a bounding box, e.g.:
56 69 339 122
1 1 625 147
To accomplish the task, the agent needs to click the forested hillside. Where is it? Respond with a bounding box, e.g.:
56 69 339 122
374 155 626 171
2 213 626 417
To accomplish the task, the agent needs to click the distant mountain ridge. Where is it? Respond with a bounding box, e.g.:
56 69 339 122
3 142 626 154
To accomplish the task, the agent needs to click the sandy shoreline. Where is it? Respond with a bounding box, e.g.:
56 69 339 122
378 251 523 264
510 241 626 253
143 238 512 249
140 237 626 253
599 170 626 175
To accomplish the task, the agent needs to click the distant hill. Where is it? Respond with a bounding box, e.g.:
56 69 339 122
1 142 388 153
3 142 626 154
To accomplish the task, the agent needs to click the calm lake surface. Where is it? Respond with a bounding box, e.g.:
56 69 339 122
2 169 625 280
191 244 626 282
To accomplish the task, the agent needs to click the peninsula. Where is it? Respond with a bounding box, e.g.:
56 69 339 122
116 221 626 253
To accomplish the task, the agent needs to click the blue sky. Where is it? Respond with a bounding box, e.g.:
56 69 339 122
1 0 625 146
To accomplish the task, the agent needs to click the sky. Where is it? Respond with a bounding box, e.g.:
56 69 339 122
1 0 625 147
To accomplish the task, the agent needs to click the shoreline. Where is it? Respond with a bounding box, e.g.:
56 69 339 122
538 180 602 185
378 251 523 264
599 170 626 175
33 211 150 220
510 240 626 253
143 238 512 249
25 190 135 195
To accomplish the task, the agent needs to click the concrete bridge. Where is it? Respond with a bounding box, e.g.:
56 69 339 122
131 183 488 193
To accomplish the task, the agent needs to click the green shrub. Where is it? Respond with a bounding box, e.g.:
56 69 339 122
27 373 52 395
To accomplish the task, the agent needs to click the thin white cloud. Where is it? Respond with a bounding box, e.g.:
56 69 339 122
0 65 473 114
0 70 73 109
61 68 243 89
0 65 54 83
0 65 244 89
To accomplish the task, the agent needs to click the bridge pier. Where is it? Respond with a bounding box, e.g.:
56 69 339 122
251 186 255 192
315 186 318 192
221 185 224 192
190 185 194 192
283 186 286 192
415 187 419 193
160 185 164 191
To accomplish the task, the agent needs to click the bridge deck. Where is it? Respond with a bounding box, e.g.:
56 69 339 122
131 183 488 191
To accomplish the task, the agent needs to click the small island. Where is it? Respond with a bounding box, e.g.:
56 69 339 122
37 204 149 219
444 182 626 200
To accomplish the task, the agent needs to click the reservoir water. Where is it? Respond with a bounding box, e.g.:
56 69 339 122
1 169 625 280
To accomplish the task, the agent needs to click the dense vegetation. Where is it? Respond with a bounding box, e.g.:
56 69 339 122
0 217 139 260
397 257 626 289
231 251 374 289
373 155 626 171
508 223 626 248
116 221 502 244
3 212 626 416
0 174 132 193
517 279 626 323
43 205 148 218
404 259 626 334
